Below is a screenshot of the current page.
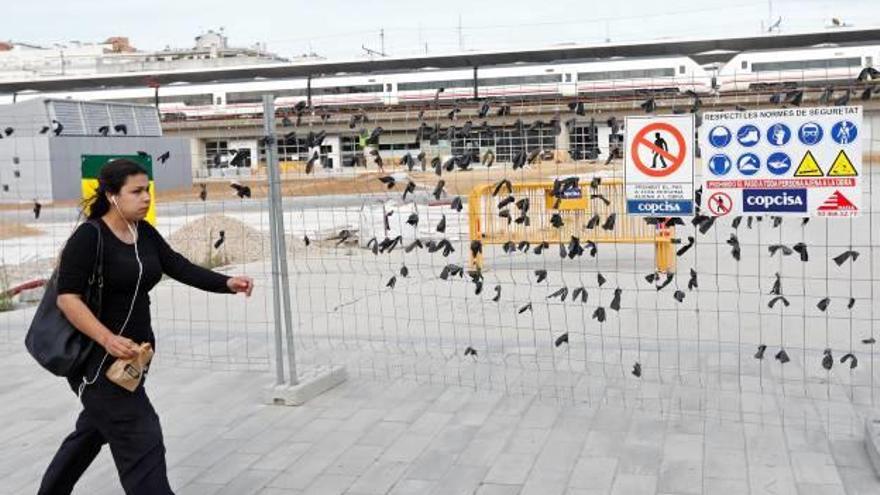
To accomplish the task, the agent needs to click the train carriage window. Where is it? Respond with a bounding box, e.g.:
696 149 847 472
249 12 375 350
226 89 307 104
215 97 222 105
826 58 861 68
741 60 748 70
679 65 686 74
866 56 873 67
577 68 675 81
162 94 213 106
99 97 154 105
751 57 861 72
385 83 392 92
398 79 475 91
311 84 384 95
478 74 563 86
102 94 213 106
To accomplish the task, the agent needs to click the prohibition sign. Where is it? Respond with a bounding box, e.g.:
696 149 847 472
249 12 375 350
630 122 688 177
707 192 733 216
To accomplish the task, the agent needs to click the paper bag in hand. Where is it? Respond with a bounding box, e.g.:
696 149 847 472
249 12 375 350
106 343 154 392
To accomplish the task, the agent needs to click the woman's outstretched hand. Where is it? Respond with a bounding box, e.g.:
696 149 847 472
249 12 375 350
227 276 254 297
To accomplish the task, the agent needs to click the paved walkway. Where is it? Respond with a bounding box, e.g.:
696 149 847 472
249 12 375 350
2 348 880 495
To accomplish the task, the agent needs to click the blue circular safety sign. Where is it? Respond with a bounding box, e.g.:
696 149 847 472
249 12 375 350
831 120 858 145
798 122 823 145
737 153 761 176
766 123 791 146
766 151 792 176
708 126 732 148
736 125 761 147
708 154 732 176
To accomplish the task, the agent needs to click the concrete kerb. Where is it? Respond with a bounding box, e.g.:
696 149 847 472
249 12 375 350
864 417 880 476
265 365 348 406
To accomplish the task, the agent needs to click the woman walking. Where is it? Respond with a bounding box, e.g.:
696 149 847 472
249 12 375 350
38 159 254 494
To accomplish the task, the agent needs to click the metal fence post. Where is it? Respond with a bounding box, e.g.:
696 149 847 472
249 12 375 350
262 96 299 386
262 96 286 386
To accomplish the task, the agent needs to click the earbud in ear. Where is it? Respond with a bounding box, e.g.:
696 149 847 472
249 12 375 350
111 196 118 205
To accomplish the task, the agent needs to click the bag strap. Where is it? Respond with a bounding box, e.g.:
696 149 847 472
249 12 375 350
83 220 104 317
86 220 103 285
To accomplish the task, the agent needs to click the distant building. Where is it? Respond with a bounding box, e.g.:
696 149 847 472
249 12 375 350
194 30 228 51
0 98 192 203
0 31 292 82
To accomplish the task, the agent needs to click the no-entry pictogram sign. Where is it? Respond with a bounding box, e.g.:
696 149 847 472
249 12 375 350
707 192 733 216
624 114 695 217
630 122 688 177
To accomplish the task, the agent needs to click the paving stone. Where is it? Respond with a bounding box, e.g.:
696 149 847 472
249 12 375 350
662 434 704 462
568 457 617 491
703 477 749 495
430 464 489 495
748 465 799 495
475 482 524 494
301 474 356 495
657 459 702 495
381 433 435 462
790 451 845 486
484 453 537 485
504 427 551 455
195 453 261 485
178 482 225 495
403 449 457 480
215 469 281 495
356 421 408 449
795 483 848 495
837 467 880 495
703 448 747 480
388 479 437 494
615 444 662 476
347 460 408 494
610 474 657 495
325 445 383 476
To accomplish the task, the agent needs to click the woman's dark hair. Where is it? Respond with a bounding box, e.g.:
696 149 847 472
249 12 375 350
85 159 149 220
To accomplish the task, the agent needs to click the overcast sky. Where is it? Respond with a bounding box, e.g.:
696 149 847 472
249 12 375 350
4 0 880 60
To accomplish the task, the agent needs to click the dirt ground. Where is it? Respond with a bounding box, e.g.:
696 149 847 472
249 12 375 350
166 160 617 202
0 223 42 240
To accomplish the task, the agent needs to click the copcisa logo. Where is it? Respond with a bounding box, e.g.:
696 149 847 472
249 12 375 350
626 200 693 216
742 189 807 213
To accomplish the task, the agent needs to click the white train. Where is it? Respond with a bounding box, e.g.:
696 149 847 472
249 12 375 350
716 43 880 92
4 56 711 118
2 42 876 118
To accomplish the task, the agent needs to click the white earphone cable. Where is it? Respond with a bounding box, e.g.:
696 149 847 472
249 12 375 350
78 199 143 400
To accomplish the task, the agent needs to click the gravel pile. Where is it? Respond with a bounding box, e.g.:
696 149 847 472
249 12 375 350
167 214 270 268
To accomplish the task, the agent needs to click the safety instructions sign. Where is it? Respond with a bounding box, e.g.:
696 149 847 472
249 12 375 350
624 114 695 216
701 106 862 217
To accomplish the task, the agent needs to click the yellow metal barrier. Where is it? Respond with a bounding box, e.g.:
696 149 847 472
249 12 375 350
468 179 676 273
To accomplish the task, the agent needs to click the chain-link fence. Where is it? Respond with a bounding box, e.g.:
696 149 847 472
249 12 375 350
0 75 878 429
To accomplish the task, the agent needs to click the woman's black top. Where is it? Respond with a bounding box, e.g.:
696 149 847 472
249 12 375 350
57 218 232 386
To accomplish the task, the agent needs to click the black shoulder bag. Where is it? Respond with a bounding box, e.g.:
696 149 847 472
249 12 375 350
25 221 104 377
